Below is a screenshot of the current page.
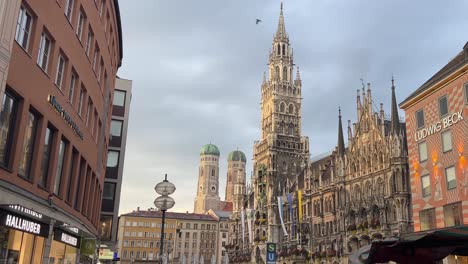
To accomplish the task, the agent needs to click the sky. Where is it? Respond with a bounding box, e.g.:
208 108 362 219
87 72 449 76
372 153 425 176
116 0 468 214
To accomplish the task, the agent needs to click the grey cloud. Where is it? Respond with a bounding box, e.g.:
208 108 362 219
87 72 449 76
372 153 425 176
116 0 468 214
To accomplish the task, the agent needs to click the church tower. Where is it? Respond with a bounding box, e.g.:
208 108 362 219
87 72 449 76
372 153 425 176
226 150 247 215
253 2 309 244
194 144 221 214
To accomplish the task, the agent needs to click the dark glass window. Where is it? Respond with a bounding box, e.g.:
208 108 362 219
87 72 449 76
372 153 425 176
74 158 85 209
416 109 424 129
439 95 448 117
18 111 39 179
39 126 54 187
100 215 113 241
53 139 67 195
103 182 115 200
0 92 18 168
66 149 78 202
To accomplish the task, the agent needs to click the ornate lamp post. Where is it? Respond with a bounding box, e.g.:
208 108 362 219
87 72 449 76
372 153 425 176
154 174 176 263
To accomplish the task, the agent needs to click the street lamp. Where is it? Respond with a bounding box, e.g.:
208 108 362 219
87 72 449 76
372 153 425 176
154 174 176 263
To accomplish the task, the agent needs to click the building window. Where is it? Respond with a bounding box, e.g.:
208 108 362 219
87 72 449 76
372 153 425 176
65 0 74 21
420 208 435 231
53 139 67 195
416 109 424 129
85 27 94 56
100 215 113 241
445 166 456 190
86 99 92 126
113 90 125 106
421 174 431 197
103 182 116 200
78 86 85 116
39 126 54 187
92 45 99 71
418 141 428 162
76 10 85 41
68 71 77 103
66 149 77 202
441 130 452 152
15 6 33 50
443 202 462 227
439 95 449 117
37 32 51 72
18 111 39 179
465 83 468 104
106 151 119 168
55 55 66 89
0 91 17 168
110 120 123 137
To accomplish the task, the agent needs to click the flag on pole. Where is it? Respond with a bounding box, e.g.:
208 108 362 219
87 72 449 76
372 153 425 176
277 196 288 236
246 208 253 243
287 193 295 237
298 190 303 221
241 209 246 244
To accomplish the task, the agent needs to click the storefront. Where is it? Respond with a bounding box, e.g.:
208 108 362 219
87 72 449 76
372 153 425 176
0 205 50 264
48 226 80 264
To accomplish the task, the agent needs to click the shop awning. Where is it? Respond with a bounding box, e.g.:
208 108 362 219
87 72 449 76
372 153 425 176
349 226 468 264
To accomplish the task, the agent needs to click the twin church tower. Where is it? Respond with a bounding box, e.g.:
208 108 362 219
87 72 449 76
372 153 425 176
193 144 247 214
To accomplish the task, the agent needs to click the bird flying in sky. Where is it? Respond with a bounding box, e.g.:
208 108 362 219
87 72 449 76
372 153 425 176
256 19 262 24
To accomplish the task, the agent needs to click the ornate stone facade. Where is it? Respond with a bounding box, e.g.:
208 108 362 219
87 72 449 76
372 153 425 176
297 81 412 263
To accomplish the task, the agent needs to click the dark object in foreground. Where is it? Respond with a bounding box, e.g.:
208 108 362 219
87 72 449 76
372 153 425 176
349 226 468 264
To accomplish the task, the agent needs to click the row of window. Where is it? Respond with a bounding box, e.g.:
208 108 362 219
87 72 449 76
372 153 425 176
420 165 457 197
179 241 215 249
415 84 468 129
418 129 453 162
0 91 102 226
64 0 119 68
124 221 176 229
123 240 165 248
419 202 462 231
122 250 160 261
16 5 107 143
123 231 173 239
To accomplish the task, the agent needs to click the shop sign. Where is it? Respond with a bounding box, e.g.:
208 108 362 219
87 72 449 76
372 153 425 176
414 110 464 142
266 243 277 263
99 249 114 260
0 210 49 237
48 95 84 140
54 229 80 247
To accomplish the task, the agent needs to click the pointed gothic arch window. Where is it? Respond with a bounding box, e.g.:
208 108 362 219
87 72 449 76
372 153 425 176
282 44 286 56
283 66 288 81
275 66 280 79
288 104 294 114
277 44 280 55
280 102 285 113
211 169 215 177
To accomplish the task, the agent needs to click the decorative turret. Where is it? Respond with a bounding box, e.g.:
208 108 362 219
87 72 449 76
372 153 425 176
337 107 345 157
275 2 288 41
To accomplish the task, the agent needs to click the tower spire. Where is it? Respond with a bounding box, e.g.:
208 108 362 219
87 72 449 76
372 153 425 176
296 66 301 80
337 107 345 157
390 76 400 134
275 2 287 40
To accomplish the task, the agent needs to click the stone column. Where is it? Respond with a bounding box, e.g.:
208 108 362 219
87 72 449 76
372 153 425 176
0 0 20 99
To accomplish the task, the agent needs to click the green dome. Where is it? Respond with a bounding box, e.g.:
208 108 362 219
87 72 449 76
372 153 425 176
200 144 220 156
227 150 246 162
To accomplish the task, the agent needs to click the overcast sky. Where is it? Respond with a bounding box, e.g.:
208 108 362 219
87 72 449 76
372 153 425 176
116 0 468 214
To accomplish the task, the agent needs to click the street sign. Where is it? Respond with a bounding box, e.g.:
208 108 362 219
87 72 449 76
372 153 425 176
266 243 277 263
